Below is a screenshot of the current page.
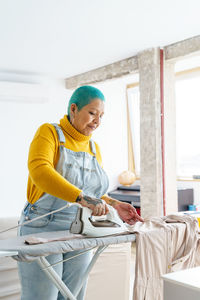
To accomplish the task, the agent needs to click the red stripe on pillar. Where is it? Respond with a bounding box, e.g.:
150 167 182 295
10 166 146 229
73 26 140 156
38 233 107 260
160 49 166 216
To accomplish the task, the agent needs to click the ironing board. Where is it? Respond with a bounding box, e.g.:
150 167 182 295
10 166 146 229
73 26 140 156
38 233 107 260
0 230 136 300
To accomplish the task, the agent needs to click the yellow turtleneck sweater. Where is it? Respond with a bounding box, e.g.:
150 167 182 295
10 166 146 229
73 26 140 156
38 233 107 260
27 115 103 204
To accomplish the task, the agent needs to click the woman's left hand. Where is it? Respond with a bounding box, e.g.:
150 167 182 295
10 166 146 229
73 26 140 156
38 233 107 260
115 202 144 225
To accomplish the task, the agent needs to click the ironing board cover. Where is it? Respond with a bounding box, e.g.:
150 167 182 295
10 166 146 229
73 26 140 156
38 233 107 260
0 230 136 262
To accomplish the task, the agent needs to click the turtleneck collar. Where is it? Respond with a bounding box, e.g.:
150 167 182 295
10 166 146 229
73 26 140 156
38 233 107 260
59 115 92 142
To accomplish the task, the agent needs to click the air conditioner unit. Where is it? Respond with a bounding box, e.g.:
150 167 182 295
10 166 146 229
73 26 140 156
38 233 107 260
0 81 49 103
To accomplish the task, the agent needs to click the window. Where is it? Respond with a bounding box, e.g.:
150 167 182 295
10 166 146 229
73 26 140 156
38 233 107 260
176 71 200 178
127 85 140 177
127 67 200 180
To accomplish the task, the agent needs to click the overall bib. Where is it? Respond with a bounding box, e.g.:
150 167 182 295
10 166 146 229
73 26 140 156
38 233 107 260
18 124 109 300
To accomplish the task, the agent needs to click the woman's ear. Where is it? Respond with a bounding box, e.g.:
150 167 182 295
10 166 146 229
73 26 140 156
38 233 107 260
70 103 78 121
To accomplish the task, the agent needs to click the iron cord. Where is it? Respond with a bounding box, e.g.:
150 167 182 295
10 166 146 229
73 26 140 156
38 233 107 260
0 203 73 234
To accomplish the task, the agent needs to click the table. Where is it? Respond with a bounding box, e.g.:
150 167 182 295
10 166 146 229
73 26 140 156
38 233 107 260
108 189 140 206
162 267 200 300
108 186 194 211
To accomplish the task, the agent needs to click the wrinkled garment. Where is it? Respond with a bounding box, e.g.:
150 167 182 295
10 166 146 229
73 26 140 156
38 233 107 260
127 214 200 300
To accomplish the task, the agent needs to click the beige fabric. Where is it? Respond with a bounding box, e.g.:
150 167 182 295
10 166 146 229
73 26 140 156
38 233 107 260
127 214 200 300
24 233 84 245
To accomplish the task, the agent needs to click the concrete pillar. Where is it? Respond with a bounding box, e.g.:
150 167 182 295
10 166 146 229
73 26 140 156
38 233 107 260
138 48 163 218
164 60 178 214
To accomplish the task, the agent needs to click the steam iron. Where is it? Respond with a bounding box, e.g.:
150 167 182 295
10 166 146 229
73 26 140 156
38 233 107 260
70 204 127 237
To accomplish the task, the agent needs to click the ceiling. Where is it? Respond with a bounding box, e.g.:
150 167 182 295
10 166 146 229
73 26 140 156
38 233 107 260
0 0 200 80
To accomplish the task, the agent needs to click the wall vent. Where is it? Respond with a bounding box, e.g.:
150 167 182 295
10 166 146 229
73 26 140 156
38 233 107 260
0 81 49 103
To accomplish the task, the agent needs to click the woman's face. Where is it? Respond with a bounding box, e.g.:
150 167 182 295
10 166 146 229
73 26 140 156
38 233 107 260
70 98 105 136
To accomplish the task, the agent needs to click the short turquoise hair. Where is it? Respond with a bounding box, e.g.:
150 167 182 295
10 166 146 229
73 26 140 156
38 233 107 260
67 85 105 117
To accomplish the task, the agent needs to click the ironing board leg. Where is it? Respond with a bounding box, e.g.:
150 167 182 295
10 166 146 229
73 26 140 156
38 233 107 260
37 256 77 300
74 245 108 297
37 245 108 299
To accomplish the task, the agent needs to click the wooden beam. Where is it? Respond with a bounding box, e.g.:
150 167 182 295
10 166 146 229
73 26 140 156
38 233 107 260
65 56 138 89
65 35 200 89
164 35 200 61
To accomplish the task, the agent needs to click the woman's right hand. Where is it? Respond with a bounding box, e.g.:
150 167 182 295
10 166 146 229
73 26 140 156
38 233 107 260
76 193 109 216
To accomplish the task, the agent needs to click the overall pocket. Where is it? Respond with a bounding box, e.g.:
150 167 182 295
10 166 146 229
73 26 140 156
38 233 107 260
22 203 52 228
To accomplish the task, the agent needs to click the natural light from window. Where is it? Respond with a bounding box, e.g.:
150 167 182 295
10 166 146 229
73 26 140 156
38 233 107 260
127 69 200 179
127 86 140 177
176 74 200 178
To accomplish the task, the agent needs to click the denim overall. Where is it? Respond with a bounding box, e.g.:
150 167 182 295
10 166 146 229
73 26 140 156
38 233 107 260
18 124 109 300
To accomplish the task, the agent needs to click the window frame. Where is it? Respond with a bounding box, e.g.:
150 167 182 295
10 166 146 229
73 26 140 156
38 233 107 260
126 66 200 182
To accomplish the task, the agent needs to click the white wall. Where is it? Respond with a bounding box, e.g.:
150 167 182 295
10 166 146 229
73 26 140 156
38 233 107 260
0 78 71 217
0 74 137 217
92 75 138 191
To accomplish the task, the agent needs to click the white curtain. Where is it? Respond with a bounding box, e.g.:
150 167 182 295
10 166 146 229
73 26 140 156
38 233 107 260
126 86 140 177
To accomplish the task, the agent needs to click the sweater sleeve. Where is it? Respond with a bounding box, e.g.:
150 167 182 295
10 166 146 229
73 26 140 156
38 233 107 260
28 123 81 202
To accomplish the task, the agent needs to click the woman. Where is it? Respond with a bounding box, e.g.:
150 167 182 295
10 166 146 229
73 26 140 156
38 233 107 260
18 85 142 300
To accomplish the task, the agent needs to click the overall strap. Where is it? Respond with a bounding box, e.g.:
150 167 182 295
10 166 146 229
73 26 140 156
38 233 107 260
90 139 96 156
52 123 66 144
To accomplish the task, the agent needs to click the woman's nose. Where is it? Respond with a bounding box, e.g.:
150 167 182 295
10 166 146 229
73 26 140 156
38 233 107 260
94 116 101 125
